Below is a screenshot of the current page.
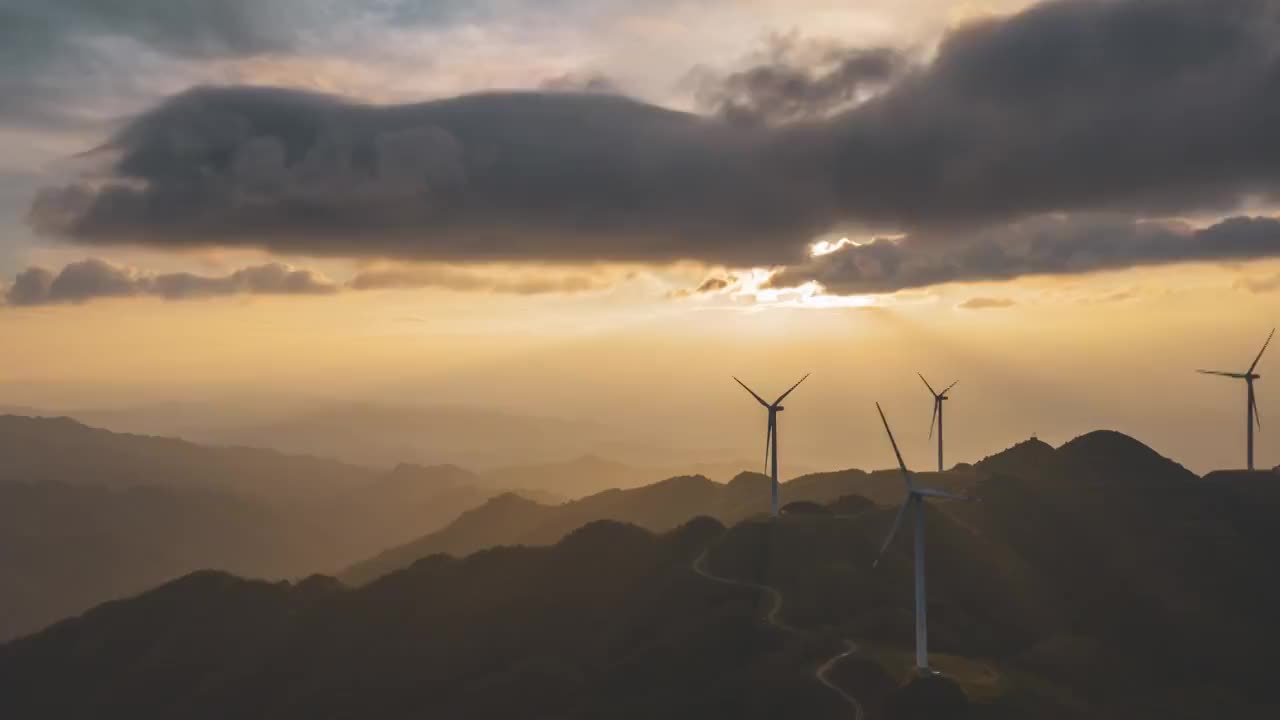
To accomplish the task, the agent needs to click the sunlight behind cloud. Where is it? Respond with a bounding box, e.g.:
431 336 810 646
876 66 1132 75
810 236 860 257
678 266 879 310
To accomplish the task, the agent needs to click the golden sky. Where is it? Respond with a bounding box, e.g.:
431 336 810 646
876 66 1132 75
2 0 1278 476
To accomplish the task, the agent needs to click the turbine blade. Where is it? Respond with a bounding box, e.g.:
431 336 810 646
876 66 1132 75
918 373 938 397
874 500 911 568
876 402 913 488
764 416 773 474
942 380 959 395
915 487 972 501
773 373 811 405
1254 394 1263 430
1197 370 1246 378
928 400 938 440
1248 328 1276 374
733 377 770 407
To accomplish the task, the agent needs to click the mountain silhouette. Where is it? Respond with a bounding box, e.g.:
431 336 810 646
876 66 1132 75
4 429 1279 718
0 414 373 500
0 519 863 719
479 454 660 498
0 415 546 640
343 467 979 585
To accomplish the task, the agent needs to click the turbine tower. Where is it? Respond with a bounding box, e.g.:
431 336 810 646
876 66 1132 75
873 402 973 672
1197 328 1274 471
734 374 809 517
918 374 958 473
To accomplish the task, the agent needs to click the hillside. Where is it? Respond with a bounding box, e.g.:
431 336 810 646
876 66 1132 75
343 465 979 585
7 427 1280 718
6 429 1280 717
0 519 862 720
0 416 539 641
0 414 375 501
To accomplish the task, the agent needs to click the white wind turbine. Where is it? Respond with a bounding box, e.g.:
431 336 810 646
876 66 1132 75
918 374 958 473
873 402 974 673
734 374 810 517
1197 328 1274 471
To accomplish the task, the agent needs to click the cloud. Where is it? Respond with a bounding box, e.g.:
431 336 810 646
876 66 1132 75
1235 273 1280 293
0 0 588 130
0 0 321 131
957 296 1016 310
692 33 908 125
3 258 619 307
695 276 733 293
29 86 817 267
667 272 749 299
1 1 320 60
25 0 1280 274
539 72 623 95
769 214 1280 295
348 265 613 294
4 258 338 306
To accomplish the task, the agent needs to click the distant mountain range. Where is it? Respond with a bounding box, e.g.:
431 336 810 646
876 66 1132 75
5 415 1279 717
1 401 799 486
0 411 775 642
0 415 555 641
342 466 975 585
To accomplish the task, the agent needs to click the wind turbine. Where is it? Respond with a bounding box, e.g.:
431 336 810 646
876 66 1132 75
733 374 810 517
1197 328 1274 471
873 402 973 673
918 374 958 473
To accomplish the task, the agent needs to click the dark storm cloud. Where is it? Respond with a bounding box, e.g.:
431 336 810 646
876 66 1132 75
693 35 908 125
3 258 339 306
29 87 821 266
799 0 1280 230
26 0 1280 276
767 215 1280 295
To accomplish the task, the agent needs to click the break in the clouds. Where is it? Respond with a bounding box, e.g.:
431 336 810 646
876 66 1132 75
767 214 1280 295
24 0 1280 285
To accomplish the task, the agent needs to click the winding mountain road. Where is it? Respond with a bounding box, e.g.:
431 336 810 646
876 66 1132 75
692 545 865 719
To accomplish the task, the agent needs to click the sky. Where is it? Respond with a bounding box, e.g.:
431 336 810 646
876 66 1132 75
1 0 1279 474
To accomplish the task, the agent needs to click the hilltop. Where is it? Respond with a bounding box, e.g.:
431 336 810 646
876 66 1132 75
6 425 1280 717
343 465 978 585
0 415 546 640
7 426 1280 717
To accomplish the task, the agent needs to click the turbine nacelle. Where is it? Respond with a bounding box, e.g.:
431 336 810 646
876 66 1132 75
873 402 977 673
733 373 810 516
1195 327 1273 471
